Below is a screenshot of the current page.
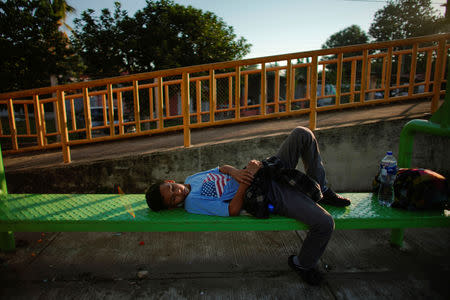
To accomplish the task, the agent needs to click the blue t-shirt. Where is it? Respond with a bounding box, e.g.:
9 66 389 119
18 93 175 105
184 167 239 216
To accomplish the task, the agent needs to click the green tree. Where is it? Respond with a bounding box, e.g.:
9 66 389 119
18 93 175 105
0 0 82 93
321 25 369 86
38 0 76 32
369 0 446 88
72 2 132 78
369 0 442 41
322 25 369 50
72 0 252 78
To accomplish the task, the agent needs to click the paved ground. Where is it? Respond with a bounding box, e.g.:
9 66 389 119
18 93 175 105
1 99 448 299
3 99 435 171
0 228 449 299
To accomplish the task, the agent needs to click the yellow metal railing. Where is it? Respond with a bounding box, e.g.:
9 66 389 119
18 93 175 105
0 33 449 163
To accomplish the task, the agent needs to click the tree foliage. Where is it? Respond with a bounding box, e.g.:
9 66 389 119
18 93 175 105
38 0 76 31
71 3 132 78
322 25 369 50
0 0 82 93
72 0 251 79
369 0 442 41
321 25 369 83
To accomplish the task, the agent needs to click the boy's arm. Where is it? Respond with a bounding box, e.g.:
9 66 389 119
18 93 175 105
228 183 250 216
220 161 262 216
219 165 253 185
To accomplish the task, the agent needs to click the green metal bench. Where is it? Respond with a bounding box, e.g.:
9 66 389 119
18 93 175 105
0 191 449 252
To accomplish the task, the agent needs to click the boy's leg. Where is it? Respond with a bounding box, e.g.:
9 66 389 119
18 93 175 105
276 126 351 207
275 126 327 190
276 187 334 269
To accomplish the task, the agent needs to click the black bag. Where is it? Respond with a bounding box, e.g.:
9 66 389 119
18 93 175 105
392 168 449 210
243 156 322 218
243 167 270 218
372 168 449 210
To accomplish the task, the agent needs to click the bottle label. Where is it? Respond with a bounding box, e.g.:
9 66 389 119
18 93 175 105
385 165 397 175
380 163 397 175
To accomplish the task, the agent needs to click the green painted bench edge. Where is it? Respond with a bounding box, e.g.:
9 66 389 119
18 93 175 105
1 214 449 232
1 192 449 252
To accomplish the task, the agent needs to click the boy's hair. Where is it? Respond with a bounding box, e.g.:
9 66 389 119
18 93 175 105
145 181 167 212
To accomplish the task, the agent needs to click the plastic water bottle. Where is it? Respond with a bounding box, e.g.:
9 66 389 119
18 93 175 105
378 151 397 206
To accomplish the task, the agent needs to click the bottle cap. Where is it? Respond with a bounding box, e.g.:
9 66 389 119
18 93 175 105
386 151 393 155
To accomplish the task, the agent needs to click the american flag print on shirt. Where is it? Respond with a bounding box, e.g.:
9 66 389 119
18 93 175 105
201 173 231 198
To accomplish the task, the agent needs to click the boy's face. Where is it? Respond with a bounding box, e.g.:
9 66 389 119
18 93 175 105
159 181 190 209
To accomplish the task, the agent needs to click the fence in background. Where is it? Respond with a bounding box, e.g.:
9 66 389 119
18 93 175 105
0 33 449 163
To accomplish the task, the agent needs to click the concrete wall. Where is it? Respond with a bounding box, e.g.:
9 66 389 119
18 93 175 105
5 117 449 194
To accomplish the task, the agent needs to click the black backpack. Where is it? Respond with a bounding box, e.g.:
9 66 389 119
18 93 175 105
243 156 322 218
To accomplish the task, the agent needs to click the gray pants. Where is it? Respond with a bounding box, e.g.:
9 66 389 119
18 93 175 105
273 126 334 269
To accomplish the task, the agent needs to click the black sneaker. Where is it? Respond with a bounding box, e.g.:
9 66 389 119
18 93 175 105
319 189 351 207
288 255 324 286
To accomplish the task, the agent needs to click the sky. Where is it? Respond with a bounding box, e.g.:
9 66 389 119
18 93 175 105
66 0 447 59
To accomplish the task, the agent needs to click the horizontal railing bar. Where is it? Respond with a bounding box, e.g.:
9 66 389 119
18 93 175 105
15 134 38 138
2 142 62 154
319 44 441 65
190 109 311 128
315 92 435 112
43 132 60 137
64 93 83 100
66 125 184 146
0 100 34 105
67 128 86 134
40 98 57 104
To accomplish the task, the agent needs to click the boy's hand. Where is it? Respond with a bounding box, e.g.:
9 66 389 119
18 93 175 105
246 160 262 175
230 169 254 185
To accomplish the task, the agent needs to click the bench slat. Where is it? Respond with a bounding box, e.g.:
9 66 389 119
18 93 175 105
0 193 448 232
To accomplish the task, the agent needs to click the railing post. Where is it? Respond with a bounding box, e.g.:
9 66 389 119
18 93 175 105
39 101 48 145
286 60 293 113
408 44 418 97
309 56 318 130
196 80 201 123
24 104 30 135
360 49 368 103
336 53 343 106
350 60 357 103
83 87 92 140
209 70 216 123
157 77 164 129
275 69 280 112
57 90 71 163
384 47 393 101
182 72 191 147
33 94 44 147
432 38 446 113
107 84 115 136
235 66 241 119
7 99 18 151
133 80 141 133
117 92 124 135
261 63 267 115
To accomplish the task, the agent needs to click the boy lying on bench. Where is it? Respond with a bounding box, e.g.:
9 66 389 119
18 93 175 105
145 126 350 285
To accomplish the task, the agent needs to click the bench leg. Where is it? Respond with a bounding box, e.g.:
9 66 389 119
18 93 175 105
390 228 404 248
0 231 15 252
